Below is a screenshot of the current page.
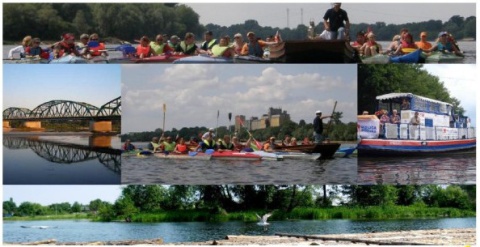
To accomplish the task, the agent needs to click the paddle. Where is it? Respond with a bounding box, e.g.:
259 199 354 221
325 101 337 141
215 110 219 138
162 103 166 137
228 112 232 138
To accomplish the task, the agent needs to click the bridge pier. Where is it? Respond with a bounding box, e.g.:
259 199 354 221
23 121 42 129
89 135 113 148
3 121 10 128
89 121 112 133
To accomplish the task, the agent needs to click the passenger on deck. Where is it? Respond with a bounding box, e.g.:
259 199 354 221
240 31 278 57
8 35 32 59
173 137 189 154
174 32 201 55
302 137 312 145
263 136 278 151
394 33 417 55
361 32 382 57
290 137 298 146
150 34 174 55
218 135 235 151
401 98 410 110
410 111 421 125
147 137 161 152
379 110 390 136
88 33 108 57
136 36 154 59
232 136 252 151
123 139 136 151
208 37 235 58
200 30 218 52
362 111 369 115
232 33 245 55
426 31 463 56
390 109 401 124
322 3 350 40
196 135 217 152
415 32 432 51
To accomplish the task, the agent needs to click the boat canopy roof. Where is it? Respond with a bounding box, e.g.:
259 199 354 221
376 93 453 107
376 93 453 115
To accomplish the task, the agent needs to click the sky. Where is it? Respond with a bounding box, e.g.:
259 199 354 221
3 65 121 111
121 64 358 133
186 3 476 29
422 64 477 127
3 186 122 205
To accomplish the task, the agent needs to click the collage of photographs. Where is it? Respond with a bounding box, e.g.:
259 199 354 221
1 2 477 246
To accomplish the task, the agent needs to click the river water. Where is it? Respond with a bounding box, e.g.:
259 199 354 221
357 153 476 185
3 217 475 243
121 143 357 184
3 41 476 63
3 134 121 184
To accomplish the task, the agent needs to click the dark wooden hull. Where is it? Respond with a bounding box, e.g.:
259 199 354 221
269 40 361 63
276 143 341 159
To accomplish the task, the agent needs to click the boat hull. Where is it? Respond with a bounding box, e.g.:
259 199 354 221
211 151 262 161
276 143 341 159
153 152 211 160
389 49 423 63
275 152 321 160
173 55 233 64
424 51 464 64
358 138 476 155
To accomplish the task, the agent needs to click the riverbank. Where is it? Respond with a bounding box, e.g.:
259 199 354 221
5 228 474 245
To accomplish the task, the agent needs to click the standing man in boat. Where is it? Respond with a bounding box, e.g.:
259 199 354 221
313 110 332 144
322 3 350 40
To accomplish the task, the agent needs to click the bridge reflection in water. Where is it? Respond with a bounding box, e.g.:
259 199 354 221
3 136 121 174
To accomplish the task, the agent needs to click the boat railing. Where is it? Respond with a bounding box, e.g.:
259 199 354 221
384 123 476 140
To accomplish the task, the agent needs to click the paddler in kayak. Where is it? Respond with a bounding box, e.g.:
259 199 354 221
393 32 418 55
147 137 161 152
122 139 136 151
7 35 32 59
196 134 217 152
76 34 90 57
174 32 202 55
25 38 49 59
207 36 235 58
200 30 218 52
52 33 81 59
351 31 366 55
150 34 174 55
415 32 432 51
87 33 108 58
361 32 382 57
173 137 189 154
232 136 252 152
240 31 279 57
217 135 235 151
425 31 463 56
136 36 155 59
262 136 279 151
160 135 176 153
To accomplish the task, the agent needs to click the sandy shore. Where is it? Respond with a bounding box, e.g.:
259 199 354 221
7 228 474 246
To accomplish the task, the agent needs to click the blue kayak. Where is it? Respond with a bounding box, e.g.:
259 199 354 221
389 49 422 63
49 55 88 64
173 54 233 64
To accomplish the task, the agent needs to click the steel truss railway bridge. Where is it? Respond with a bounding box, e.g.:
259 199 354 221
3 97 120 132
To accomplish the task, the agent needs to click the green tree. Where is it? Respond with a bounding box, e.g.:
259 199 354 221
3 198 17 215
17 202 47 216
114 196 138 218
71 202 82 213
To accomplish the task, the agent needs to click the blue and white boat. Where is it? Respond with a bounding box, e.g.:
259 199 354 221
358 93 476 155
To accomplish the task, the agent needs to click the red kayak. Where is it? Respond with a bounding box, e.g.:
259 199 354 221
211 151 262 161
132 54 188 63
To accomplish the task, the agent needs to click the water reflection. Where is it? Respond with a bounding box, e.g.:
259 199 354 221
357 154 476 185
3 136 121 184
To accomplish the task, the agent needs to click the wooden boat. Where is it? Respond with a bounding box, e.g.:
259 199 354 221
275 143 341 159
358 93 476 156
173 54 233 64
424 51 464 63
268 39 361 63
211 151 262 161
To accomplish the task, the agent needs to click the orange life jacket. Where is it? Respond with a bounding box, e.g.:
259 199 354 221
90 43 106 56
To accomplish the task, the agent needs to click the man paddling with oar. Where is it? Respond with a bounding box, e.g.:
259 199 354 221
313 109 333 144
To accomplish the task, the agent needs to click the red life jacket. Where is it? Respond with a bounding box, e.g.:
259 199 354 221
136 45 151 57
90 43 106 56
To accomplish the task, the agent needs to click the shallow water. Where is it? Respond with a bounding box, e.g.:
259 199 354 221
3 218 475 243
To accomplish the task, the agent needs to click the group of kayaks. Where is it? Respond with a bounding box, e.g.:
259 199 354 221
121 146 357 161
361 49 465 64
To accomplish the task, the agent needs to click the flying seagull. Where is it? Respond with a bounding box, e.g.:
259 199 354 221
255 213 272 226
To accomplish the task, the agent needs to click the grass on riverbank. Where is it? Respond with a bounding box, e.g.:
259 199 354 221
121 205 475 223
3 213 90 221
